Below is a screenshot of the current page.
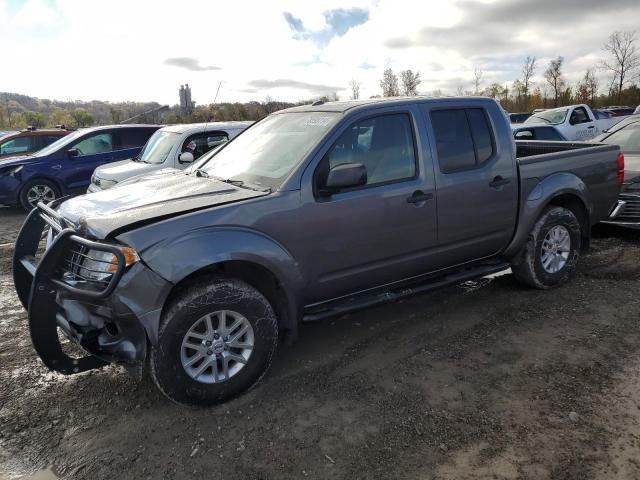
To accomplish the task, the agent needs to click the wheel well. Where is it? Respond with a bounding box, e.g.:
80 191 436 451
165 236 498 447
20 176 63 195
547 194 590 250
164 261 294 332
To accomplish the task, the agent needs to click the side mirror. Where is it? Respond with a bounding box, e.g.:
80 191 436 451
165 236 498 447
67 148 79 158
322 163 367 194
178 151 194 164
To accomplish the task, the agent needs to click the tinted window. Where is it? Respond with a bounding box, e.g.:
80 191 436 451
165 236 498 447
38 135 65 149
536 127 564 141
431 109 476 172
120 129 155 149
467 109 494 162
73 133 113 156
325 113 416 186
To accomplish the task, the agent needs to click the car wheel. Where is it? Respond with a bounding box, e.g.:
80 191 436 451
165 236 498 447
511 206 581 289
150 277 279 406
19 179 60 211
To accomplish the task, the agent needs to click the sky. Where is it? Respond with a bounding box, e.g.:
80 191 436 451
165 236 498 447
1 0 639 106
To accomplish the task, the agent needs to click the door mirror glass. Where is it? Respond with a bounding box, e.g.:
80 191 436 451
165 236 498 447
323 163 367 193
178 151 195 164
67 148 79 158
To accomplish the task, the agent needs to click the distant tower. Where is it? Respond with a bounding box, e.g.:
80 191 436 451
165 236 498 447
179 84 195 114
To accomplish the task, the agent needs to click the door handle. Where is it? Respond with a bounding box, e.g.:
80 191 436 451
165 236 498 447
489 176 510 188
51 164 62 170
407 190 433 204
588 126 595 129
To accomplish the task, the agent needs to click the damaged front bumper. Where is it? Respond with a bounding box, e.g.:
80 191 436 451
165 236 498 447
13 203 172 375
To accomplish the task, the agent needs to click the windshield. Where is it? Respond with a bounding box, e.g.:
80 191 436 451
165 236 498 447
601 123 640 153
199 112 340 189
139 130 178 164
524 108 569 125
35 129 86 156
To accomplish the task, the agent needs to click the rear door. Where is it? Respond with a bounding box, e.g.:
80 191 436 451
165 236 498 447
422 104 518 266
297 107 439 301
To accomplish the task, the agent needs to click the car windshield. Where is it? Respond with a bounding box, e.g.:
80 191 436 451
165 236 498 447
138 130 178 164
524 108 569 125
199 112 340 189
601 123 640 153
35 129 86 156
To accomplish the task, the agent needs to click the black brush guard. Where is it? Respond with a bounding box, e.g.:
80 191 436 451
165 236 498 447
13 203 126 374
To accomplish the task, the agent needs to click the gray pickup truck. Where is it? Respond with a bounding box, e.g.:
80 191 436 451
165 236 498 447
14 97 622 405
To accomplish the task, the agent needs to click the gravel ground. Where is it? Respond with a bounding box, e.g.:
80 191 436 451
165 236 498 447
1 207 640 480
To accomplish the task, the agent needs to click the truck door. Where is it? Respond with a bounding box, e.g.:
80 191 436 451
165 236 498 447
423 105 518 266
569 106 598 140
297 109 438 301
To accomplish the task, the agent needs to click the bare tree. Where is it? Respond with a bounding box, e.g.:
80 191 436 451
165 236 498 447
349 79 361 100
380 68 400 97
544 56 565 107
472 66 483 94
521 56 537 110
583 69 599 105
399 70 421 96
455 84 465 96
600 30 640 103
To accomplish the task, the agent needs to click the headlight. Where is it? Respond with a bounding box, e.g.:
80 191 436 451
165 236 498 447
79 246 139 281
92 176 117 188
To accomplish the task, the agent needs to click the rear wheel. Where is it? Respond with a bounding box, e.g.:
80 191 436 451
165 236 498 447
150 278 279 406
511 206 581 289
19 179 60 211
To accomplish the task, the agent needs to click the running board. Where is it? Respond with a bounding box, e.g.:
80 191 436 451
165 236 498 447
302 262 510 322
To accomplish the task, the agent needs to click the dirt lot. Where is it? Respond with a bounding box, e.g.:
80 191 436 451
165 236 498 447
1 206 640 480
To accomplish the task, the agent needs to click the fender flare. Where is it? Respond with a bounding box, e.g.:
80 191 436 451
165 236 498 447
137 227 306 330
504 172 591 258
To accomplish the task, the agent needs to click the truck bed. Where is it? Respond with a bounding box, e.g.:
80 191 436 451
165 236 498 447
515 140 620 226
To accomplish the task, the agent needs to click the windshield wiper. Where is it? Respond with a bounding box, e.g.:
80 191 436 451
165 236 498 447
194 168 210 178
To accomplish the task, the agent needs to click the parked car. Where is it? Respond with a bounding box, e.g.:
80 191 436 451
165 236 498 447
512 124 568 141
509 112 531 123
0 126 72 158
88 122 253 192
634 105 640 115
14 97 621 406
601 106 636 117
0 124 159 210
592 115 640 228
524 104 628 140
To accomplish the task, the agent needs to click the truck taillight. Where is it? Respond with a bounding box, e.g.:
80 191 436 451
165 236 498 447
617 151 625 187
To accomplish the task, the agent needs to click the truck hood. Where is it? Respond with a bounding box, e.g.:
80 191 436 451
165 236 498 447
58 169 269 239
93 158 152 181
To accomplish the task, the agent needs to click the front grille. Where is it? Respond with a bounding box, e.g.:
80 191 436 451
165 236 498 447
618 194 640 222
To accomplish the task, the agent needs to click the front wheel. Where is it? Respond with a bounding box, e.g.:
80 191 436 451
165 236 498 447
150 278 279 406
511 206 581 289
19 179 60 211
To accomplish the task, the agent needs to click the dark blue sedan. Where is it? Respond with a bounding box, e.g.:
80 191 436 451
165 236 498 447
0 124 159 209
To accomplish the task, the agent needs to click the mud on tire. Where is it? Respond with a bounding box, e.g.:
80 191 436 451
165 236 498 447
511 206 581 289
150 277 279 406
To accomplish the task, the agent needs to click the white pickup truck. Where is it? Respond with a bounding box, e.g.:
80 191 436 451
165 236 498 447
522 104 627 141
88 121 253 192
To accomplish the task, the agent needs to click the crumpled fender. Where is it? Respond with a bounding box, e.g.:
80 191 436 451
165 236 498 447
129 227 305 330
504 172 591 258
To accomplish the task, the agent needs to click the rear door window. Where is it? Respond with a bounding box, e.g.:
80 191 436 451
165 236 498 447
431 108 494 173
119 129 155 149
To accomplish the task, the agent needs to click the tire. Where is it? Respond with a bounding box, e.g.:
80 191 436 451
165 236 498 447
19 179 60 211
511 206 581 289
150 277 279 406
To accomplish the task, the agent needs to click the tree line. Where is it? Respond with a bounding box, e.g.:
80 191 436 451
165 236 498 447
365 30 640 112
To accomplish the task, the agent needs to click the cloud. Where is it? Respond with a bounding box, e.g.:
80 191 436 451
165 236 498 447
164 57 221 72
248 79 343 93
284 7 369 46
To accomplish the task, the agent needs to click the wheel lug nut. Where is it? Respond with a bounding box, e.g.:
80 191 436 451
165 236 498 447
205 340 212 346
214 333 220 340
207 349 213 355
